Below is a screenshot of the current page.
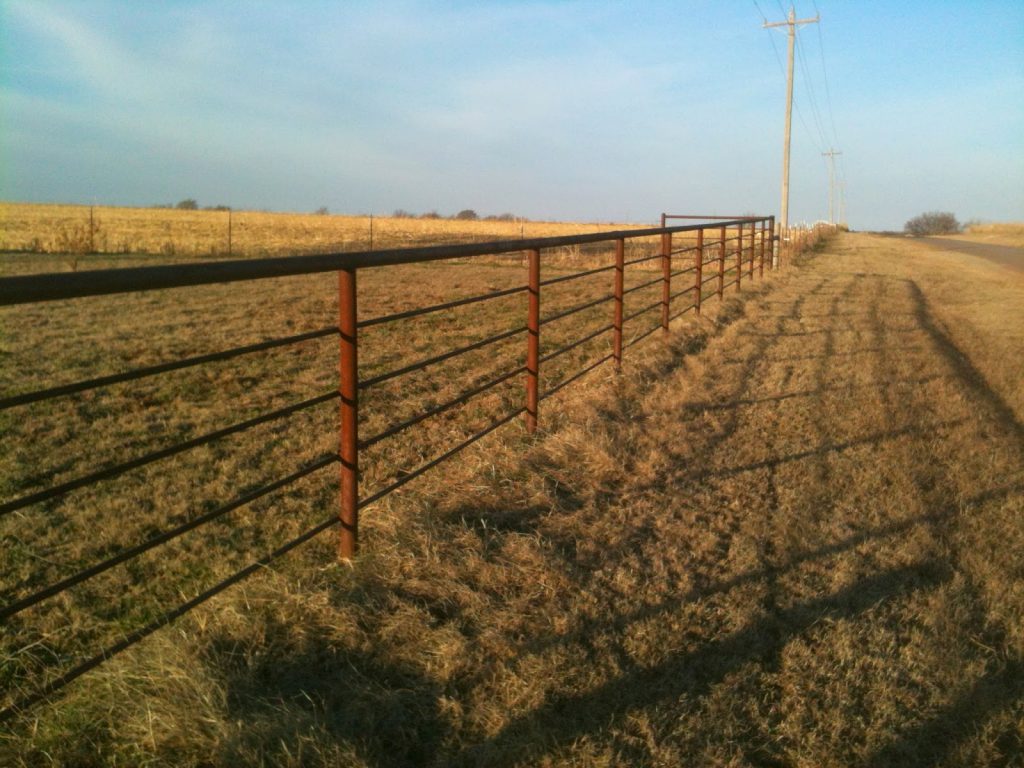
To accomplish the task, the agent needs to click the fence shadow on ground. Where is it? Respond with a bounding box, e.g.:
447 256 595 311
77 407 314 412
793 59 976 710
209 264 1024 765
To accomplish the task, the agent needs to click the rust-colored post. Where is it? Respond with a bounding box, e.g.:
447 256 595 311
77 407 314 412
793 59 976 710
758 220 766 277
694 227 704 315
338 268 359 559
613 238 624 368
526 248 540 433
661 231 672 333
735 222 743 291
748 223 755 279
770 215 778 270
718 226 726 299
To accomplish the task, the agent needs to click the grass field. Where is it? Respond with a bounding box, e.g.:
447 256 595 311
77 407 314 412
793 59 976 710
0 202 646 264
3 226 1020 765
956 222 1024 248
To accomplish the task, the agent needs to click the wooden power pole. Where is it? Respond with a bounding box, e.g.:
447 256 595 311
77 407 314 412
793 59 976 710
839 180 847 227
821 148 842 225
764 6 819 263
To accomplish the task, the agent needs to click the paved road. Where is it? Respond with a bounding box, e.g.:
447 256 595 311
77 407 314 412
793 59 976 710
919 236 1024 271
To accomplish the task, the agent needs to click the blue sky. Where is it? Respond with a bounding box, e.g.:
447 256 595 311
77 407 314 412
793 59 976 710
1 1 1022 230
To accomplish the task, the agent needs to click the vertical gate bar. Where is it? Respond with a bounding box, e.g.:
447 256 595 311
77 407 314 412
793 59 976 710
661 231 672 334
526 247 540 433
338 268 359 559
735 222 743 291
753 224 759 277
770 215 777 270
759 220 766 277
718 225 726 299
748 223 755 279
613 238 624 368
694 227 704 316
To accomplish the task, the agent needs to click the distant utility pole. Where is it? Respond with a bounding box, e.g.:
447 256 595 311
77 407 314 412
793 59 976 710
764 6 819 262
821 148 842 225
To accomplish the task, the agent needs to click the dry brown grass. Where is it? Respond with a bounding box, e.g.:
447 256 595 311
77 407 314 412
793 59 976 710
955 222 1024 248
0 202 642 263
2 229 1020 765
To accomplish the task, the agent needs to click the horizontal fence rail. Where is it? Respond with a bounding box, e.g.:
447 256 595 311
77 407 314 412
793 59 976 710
0 212 806 721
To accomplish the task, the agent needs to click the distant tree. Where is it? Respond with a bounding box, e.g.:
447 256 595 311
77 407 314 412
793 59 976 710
494 212 517 222
205 204 231 211
176 198 199 210
904 211 960 236
392 209 414 218
454 209 478 221
315 206 329 216
420 210 441 220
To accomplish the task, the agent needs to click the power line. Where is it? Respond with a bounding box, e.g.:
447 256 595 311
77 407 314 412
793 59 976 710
760 5 822 154
810 0 841 147
795 33 830 152
762 5 820 241
821 148 842 225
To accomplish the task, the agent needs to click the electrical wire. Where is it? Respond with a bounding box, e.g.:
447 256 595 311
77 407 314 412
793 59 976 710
795 32 830 152
758 3 824 153
811 0 841 147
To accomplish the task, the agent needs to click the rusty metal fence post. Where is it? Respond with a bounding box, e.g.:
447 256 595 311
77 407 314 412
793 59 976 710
526 248 540 433
738 223 745 289
661 231 672 333
770 215 777 270
718 226 726 299
613 238 624 367
758 220 766 277
748 223 755 279
338 268 359 559
694 227 704 315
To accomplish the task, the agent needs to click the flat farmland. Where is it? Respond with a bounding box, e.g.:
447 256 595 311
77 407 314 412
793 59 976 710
0 202 645 264
2 229 1021 766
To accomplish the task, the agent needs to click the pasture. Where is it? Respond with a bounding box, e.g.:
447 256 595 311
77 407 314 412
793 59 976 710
0 202 641 265
1 220 1022 765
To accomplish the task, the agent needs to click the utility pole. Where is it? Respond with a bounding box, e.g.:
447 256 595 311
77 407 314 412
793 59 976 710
821 148 842 225
764 6 819 264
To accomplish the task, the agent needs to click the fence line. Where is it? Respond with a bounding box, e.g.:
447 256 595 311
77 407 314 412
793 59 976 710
0 214 837 721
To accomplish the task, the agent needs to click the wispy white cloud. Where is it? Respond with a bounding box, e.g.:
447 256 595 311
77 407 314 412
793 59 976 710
3 0 1022 226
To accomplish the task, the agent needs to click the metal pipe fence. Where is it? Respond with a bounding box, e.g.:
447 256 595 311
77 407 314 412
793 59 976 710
0 213 783 720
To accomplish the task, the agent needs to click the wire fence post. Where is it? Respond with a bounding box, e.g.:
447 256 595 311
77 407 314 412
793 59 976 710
338 267 359 559
661 231 672 333
613 238 624 368
694 227 704 316
526 248 540 433
736 223 743 292
718 226 726 299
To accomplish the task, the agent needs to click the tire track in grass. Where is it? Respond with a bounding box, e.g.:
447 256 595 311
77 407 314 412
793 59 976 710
670 277 831 594
860 272 1024 765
